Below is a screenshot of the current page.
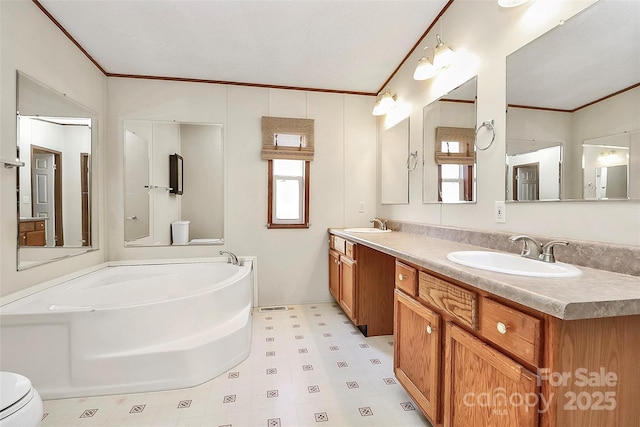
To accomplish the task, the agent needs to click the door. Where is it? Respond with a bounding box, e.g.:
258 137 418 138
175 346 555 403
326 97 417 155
329 249 340 301
124 129 151 241
513 163 539 201
31 148 63 246
339 256 356 321
444 323 539 427
394 290 441 423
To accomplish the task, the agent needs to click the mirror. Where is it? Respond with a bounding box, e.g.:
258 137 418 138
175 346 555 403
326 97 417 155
506 1 640 202
16 72 98 270
423 76 477 203
380 117 410 204
123 120 224 246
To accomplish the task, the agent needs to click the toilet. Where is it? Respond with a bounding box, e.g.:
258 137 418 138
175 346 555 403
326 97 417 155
0 372 43 427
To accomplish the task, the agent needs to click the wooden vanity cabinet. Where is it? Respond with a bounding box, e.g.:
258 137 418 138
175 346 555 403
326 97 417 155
444 323 539 427
394 262 543 427
394 260 640 427
329 235 395 336
394 290 441 423
19 219 46 246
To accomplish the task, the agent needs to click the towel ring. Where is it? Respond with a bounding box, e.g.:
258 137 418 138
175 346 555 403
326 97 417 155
406 151 418 172
474 120 496 151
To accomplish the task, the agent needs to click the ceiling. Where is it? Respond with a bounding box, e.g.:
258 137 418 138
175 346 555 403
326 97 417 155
38 0 450 95
507 0 640 111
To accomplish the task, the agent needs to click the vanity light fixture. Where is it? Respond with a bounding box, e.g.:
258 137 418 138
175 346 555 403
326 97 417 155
413 46 437 80
498 0 531 7
433 34 455 70
372 89 397 116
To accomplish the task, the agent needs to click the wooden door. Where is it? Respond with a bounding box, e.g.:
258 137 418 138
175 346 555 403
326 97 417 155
80 153 91 246
329 249 340 301
444 323 539 427
339 256 356 321
394 290 441 424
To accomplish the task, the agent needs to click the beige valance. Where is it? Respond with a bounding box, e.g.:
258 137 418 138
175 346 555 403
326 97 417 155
261 116 315 161
434 126 476 165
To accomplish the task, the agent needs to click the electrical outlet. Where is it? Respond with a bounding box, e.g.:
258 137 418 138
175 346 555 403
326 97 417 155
358 201 365 213
494 201 506 223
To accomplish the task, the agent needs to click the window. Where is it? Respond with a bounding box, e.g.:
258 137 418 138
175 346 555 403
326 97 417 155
261 116 314 229
268 159 309 228
434 127 475 202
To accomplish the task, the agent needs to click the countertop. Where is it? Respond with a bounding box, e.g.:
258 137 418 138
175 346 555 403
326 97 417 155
329 229 640 320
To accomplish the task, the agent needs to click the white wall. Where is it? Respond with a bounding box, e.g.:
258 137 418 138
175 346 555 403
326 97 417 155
107 79 376 305
378 0 640 246
1 1 106 297
180 124 224 240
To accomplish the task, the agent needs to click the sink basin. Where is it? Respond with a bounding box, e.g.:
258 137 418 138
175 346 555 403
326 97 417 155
447 251 581 277
343 227 392 233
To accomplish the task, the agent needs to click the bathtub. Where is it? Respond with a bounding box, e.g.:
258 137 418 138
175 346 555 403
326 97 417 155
0 260 253 399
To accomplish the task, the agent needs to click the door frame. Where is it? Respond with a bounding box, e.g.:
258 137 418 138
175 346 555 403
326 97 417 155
512 162 540 201
80 152 91 246
31 145 64 246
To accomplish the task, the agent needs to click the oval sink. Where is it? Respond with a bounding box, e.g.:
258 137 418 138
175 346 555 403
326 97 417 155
344 227 392 233
447 251 581 278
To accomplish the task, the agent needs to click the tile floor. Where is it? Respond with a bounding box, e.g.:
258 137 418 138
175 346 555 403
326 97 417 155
40 303 432 427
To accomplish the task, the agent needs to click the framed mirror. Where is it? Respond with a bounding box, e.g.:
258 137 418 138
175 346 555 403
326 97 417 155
506 1 640 202
16 72 98 270
380 117 410 204
124 120 224 246
423 76 477 203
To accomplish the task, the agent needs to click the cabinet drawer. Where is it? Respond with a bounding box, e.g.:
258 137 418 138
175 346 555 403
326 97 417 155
345 241 356 259
332 236 346 254
481 298 542 367
418 271 478 330
395 261 417 296
19 221 35 232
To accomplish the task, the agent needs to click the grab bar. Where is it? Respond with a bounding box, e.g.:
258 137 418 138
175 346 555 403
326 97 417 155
1 158 25 169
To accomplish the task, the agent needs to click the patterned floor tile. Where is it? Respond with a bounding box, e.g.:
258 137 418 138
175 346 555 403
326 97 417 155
41 303 431 427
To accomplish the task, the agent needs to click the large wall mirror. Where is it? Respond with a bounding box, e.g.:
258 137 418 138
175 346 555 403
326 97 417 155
16 72 98 270
506 1 640 202
123 120 224 246
423 76 477 203
380 117 410 204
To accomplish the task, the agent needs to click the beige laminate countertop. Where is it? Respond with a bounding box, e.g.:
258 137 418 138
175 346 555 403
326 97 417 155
329 229 640 321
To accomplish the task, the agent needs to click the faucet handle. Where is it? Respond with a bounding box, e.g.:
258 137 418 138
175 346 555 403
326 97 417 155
540 240 569 263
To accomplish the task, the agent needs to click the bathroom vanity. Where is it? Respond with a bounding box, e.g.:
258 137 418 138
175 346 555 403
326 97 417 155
328 228 640 427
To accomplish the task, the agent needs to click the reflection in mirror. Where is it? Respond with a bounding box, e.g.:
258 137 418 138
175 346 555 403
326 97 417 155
506 141 562 201
423 76 477 203
124 120 224 246
380 118 410 204
16 72 97 270
506 1 640 202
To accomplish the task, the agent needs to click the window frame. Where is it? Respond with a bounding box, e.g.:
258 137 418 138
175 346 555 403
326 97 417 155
267 159 310 229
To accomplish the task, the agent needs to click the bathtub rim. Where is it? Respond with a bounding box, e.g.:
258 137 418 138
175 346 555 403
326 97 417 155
0 256 259 309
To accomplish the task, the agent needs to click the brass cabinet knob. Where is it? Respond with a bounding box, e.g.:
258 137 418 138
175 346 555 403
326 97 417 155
497 322 508 335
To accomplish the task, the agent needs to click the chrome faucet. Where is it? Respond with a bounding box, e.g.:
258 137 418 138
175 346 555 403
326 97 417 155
370 218 388 231
509 235 569 263
509 235 543 261
219 250 239 265
540 240 569 263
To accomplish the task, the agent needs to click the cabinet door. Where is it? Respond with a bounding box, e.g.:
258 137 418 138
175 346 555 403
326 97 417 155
329 249 340 301
339 256 356 321
444 323 539 427
394 290 441 424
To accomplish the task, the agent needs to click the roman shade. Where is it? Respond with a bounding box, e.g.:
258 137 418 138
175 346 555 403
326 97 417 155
261 116 315 161
434 127 476 165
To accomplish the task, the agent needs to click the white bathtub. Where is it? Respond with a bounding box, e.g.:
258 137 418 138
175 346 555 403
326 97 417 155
0 260 253 399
